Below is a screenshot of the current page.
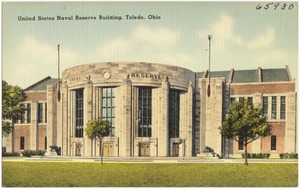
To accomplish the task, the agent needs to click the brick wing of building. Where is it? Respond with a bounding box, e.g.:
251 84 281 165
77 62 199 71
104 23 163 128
6 62 297 158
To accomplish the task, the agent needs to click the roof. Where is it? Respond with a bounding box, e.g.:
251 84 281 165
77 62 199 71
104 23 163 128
196 67 292 83
25 76 59 92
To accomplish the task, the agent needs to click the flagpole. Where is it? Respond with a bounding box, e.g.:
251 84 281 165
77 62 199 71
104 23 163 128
58 44 61 101
207 35 212 97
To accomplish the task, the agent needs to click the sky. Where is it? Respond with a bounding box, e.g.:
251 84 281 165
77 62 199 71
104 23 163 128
2 1 298 88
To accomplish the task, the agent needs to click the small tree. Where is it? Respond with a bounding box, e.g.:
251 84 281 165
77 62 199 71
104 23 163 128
85 120 110 164
2 81 26 136
219 100 271 165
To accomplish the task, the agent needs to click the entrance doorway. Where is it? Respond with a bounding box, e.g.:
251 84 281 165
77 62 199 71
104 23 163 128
75 144 81 156
103 143 114 157
172 143 179 157
139 143 150 156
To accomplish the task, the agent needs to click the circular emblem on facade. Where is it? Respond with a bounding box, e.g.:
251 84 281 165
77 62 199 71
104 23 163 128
103 72 111 79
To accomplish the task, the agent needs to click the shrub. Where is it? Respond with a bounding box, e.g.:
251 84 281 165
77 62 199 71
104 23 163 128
241 153 270 159
280 153 298 159
2 152 20 157
21 150 46 157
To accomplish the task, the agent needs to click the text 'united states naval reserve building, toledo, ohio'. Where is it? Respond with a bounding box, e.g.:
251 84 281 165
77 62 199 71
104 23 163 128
6 62 297 158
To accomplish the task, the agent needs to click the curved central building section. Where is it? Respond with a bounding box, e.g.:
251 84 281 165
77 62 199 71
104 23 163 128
60 62 195 157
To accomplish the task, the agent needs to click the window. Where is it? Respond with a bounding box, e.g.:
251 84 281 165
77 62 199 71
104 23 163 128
27 104 31 123
37 103 43 123
75 89 84 138
280 96 286 119
169 90 180 138
239 97 244 103
138 87 152 137
247 97 253 104
271 135 276 150
271 96 277 119
20 106 25 124
102 87 116 136
238 137 244 150
45 137 47 150
262 97 268 117
45 103 47 123
230 98 235 104
20 136 25 150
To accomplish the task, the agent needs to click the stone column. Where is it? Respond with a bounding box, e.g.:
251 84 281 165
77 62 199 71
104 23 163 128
158 76 169 156
185 81 193 156
61 81 68 156
46 84 58 155
285 92 296 153
119 75 132 157
30 101 38 150
199 79 207 153
84 75 93 156
199 78 224 156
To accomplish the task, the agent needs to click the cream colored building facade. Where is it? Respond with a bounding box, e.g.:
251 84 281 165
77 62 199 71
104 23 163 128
6 62 297 158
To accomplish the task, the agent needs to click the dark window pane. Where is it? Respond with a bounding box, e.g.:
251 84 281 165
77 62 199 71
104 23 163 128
138 87 152 137
101 87 116 136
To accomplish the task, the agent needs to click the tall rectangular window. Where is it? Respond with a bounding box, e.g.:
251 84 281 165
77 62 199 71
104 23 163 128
37 103 43 123
169 90 180 138
138 87 152 137
75 89 84 138
20 136 25 150
271 96 277 119
262 97 268 117
45 137 47 150
45 103 47 123
280 96 286 119
20 105 25 124
271 135 276 150
102 87 116 136
238 137 244 150
27 104 31 123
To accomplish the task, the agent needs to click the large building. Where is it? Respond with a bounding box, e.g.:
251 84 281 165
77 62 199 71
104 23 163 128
6 62 297 158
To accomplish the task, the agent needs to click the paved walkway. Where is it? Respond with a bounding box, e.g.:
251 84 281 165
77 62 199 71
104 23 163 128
2 156 298 163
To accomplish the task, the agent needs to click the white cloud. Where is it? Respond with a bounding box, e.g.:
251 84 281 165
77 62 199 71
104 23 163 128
131 25 178 46
257 49 287 65
198 14 242 51
15 36 77 87
248 27 275 49
98 37 131 60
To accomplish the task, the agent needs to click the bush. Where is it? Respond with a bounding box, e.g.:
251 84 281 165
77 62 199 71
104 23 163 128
2 152 20 157
241 153 270 159
280 153 298 159
21 150 46 157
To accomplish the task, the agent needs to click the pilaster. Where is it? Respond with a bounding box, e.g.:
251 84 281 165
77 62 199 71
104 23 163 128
62 81 68 155
46 84 58 155
158 77 169 156
119 75 132 157
30 101 38 150
285 92 297 152
84 75 93 156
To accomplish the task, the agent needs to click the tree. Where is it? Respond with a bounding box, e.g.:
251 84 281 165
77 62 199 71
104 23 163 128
85 120 110 164
219 100 271 165
2 81 26 136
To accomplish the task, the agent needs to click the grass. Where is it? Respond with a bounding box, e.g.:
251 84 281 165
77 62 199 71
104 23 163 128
2 162 298 187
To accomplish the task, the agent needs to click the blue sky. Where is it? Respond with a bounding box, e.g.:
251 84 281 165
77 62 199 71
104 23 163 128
2 2 298 88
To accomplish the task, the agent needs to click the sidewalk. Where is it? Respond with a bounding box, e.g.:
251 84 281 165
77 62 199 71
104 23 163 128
2 156 298 163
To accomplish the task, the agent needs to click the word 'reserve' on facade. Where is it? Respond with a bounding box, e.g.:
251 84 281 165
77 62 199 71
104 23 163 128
6 62 296 158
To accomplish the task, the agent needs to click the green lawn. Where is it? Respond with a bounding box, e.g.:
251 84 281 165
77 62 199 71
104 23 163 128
2 162 298 187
